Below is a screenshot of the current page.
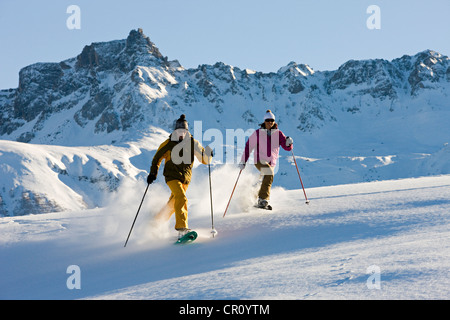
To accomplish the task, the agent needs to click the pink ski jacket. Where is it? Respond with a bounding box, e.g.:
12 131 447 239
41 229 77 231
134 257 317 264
241 128 293 167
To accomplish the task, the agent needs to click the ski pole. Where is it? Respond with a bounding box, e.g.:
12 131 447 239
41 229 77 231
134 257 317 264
223 169 242 218
291 150 310 205
124 183 150 247
208 163 217 237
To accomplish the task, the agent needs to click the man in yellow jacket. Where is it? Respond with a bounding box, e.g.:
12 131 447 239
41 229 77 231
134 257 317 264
147 114 212 238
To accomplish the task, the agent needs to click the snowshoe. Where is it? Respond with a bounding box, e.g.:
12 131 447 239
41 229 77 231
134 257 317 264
255 204 273 210
175 230 198 244
255 198 272 210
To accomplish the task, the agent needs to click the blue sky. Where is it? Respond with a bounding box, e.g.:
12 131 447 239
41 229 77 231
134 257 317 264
0 0 449 89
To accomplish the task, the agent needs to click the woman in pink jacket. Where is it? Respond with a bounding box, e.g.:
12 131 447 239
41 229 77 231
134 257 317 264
239 110 293 209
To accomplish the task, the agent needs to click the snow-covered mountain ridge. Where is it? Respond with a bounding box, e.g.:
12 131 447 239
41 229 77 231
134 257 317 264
1 28 449 145
0 28 449 216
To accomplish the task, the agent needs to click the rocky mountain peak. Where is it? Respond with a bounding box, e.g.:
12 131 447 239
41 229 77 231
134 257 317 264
74 28 167 73
277 61 315 77
76 44 99 69
405 49 450 95
125 28 164 60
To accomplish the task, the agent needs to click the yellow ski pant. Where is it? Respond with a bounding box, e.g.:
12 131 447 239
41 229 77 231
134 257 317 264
155 180 189 230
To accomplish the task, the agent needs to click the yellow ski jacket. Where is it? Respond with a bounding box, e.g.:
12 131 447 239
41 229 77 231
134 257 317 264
150 133 211 185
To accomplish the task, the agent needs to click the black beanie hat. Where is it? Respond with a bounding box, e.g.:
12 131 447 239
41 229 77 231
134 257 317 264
173 114 188 130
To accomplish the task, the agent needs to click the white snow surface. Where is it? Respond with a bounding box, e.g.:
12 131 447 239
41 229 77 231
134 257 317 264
1 173 449 300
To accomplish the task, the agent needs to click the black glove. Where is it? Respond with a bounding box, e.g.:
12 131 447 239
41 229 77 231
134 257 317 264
147 173 156 185
204 145 214 158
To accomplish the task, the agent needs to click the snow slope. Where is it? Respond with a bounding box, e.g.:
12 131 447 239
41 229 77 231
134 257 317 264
0 129 168 216
1 173 449 300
